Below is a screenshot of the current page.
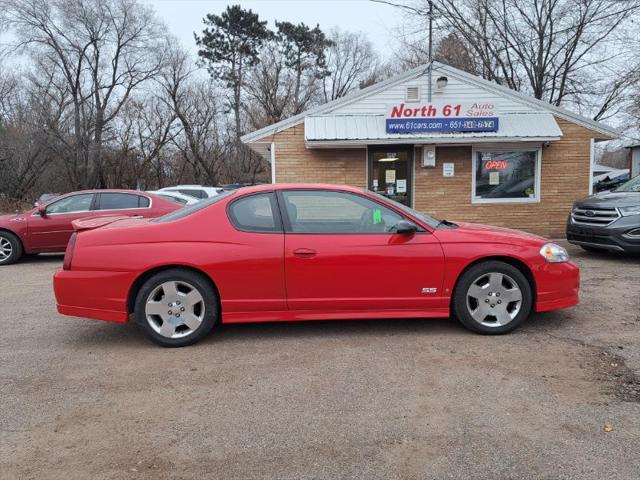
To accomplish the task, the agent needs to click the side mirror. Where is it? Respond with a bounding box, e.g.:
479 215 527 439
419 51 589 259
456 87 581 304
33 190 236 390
395 220 418 234
38 205 47 217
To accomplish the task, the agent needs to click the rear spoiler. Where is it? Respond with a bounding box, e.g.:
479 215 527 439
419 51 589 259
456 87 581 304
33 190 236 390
72 215 141 231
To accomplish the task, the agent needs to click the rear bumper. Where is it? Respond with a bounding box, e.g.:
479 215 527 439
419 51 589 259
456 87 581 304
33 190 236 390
54 269 134 323
56 304 128 322
534 261 580 313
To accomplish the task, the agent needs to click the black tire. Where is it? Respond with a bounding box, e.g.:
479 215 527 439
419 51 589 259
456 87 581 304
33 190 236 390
452 260 533 334
0 231 23 266
134 268 219 347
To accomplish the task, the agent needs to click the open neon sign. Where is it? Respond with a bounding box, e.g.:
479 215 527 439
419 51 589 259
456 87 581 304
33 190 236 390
484 160 508 170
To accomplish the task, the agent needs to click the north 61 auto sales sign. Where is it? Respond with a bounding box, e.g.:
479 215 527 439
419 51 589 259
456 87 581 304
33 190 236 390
386 102 499 133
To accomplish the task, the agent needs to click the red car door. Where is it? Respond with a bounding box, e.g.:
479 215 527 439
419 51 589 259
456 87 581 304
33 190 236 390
27 193 96 251
279 189 446 312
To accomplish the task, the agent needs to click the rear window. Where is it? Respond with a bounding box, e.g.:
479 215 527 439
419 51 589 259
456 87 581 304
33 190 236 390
228 193 281 232
97 193 149 210
154 190 235 223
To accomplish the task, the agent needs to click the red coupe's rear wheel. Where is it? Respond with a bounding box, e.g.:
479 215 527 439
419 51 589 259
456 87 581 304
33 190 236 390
134 269 218 347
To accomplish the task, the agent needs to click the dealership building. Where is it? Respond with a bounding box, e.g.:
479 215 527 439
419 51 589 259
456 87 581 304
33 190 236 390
242 62 617 237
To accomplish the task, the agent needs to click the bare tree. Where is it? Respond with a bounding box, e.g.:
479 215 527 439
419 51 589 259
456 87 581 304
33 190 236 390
322 28 380 102
0 66 65 198
158 43 228 186
1 0 164 188
244 41 296 129
0 72 19 118
433 33 477 74
109 96 178 189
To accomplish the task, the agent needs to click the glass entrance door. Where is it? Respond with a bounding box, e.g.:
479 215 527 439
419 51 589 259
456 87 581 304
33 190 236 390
368 146 413 207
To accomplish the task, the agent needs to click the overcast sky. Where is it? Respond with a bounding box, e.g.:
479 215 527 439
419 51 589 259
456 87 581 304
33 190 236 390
144 0 408 58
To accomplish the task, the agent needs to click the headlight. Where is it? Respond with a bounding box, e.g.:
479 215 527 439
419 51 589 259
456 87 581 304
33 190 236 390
539 243 569 263
619 205 640 216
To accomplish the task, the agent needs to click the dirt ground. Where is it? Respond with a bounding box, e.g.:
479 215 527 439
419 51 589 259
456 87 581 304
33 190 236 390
1 242 639 480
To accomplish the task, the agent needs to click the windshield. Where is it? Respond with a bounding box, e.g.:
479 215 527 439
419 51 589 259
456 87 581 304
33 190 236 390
614 174 640 193
367 190 441 228
153 190 235 222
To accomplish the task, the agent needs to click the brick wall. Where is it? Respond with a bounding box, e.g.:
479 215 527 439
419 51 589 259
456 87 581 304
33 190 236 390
271 117 603 238
272 124 366 187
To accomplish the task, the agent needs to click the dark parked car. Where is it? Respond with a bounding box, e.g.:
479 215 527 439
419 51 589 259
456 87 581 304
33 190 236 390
594 173 630 193
567 175 640 253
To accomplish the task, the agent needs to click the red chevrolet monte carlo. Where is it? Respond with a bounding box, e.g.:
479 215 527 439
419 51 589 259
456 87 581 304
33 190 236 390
0 190 181 265
54 184 579 347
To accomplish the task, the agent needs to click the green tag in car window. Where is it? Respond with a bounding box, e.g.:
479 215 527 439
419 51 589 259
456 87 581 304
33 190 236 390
372 209 382 224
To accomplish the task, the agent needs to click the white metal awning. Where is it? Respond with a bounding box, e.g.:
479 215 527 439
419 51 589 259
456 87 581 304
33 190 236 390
304 113 562 147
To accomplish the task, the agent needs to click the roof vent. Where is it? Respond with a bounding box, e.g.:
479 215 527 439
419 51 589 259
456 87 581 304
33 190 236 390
405 86 420 102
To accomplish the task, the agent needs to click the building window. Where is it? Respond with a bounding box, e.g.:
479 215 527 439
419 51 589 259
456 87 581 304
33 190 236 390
472 148 541 203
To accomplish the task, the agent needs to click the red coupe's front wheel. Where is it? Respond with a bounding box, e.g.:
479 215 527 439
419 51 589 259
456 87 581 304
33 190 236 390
134 268 219 347
453 261 533 334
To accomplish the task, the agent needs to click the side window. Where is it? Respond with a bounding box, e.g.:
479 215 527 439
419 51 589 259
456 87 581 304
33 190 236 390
178 189 206 199
281 190 406 234
45 194 94 214
228 193 281 233
96 193 149 210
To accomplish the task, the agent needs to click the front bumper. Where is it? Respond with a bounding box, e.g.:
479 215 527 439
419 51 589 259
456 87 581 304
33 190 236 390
54 269 135 323
566 216 640 253
534 260 580 313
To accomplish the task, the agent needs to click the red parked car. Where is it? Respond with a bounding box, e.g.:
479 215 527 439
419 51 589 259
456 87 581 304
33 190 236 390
54 184 579 347
0 190 181 265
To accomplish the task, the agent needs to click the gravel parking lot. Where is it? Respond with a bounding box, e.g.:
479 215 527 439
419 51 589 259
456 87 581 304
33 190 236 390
1 243 639 480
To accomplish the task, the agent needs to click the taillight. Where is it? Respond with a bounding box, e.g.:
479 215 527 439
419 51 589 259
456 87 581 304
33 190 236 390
63 232 77 270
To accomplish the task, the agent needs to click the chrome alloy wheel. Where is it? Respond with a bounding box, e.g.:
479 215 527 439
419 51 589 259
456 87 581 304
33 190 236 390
0 236 13 262
466 272 523 327
145 280 205 339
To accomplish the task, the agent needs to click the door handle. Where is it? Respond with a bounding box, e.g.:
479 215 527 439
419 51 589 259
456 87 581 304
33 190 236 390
293 248 317 257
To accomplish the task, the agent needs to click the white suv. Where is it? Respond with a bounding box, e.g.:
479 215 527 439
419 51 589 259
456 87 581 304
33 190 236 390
158 185 223 200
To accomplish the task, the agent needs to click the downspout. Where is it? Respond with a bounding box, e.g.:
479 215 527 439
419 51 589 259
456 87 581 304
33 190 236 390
589 139 594 195
270 142 276 184
427 0 433 102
